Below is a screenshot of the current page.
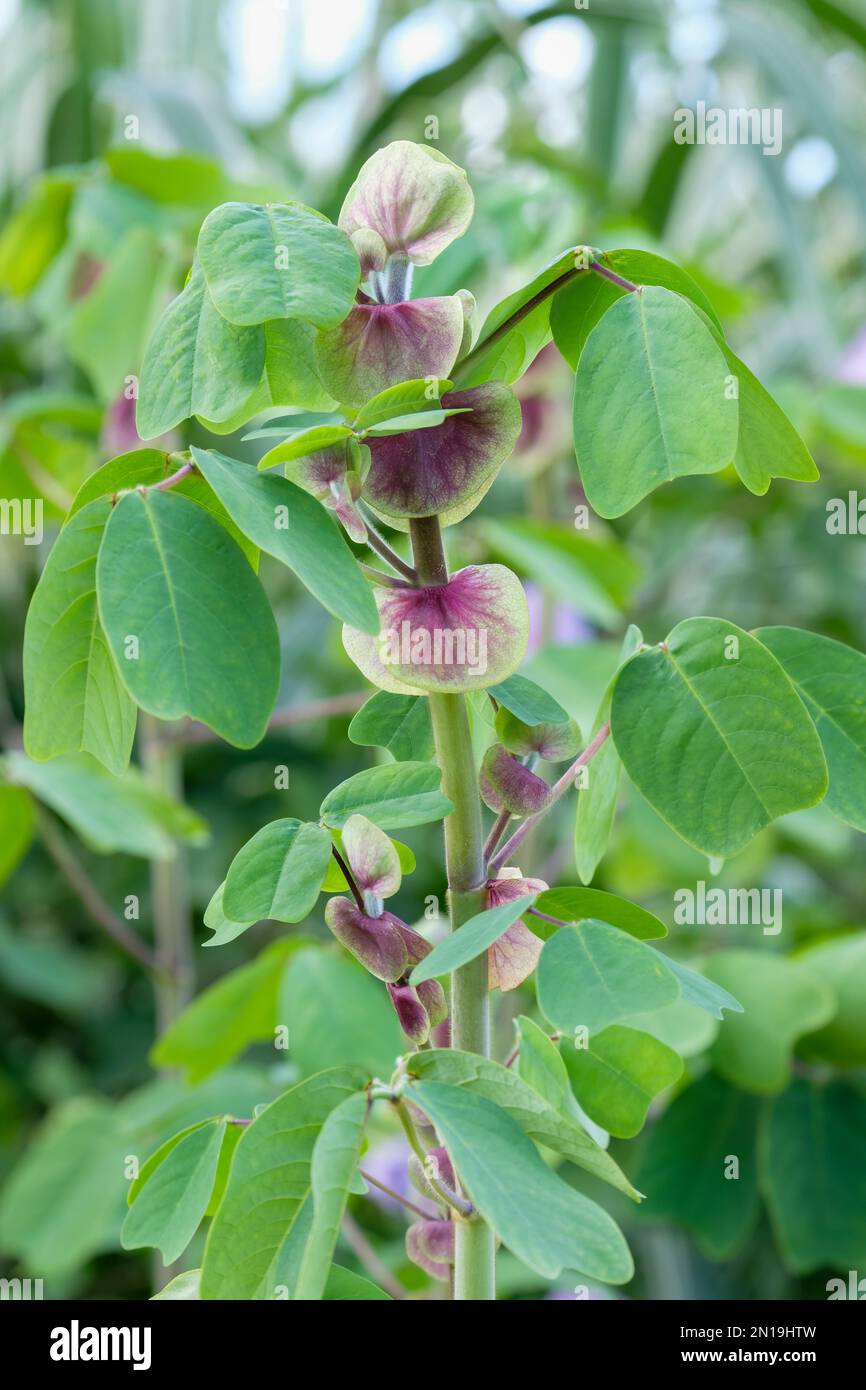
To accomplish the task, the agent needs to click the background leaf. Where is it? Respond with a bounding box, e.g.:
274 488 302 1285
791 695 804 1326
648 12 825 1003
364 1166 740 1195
320 762 453 830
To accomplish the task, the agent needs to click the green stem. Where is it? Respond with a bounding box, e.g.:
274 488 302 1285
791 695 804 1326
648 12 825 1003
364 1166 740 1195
409 517 495 1301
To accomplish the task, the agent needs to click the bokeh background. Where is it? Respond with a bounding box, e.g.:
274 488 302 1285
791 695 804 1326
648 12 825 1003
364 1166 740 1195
2 0 866 1301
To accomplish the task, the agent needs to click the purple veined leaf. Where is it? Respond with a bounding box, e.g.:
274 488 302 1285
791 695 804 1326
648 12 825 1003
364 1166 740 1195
339 141 474 267
387 978 447 1045
315 296 465 408
479 743 552 816
282 438 370 543
486 871 548 992
342 563 529 695
362 382 521 521
406 1219 455 1280
341 813 401 901
324 898 409 982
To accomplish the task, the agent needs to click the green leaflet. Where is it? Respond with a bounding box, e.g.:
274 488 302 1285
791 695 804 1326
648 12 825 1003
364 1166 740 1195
200 1067 365 1299
197 201 360 328
352 378 452 430
560 1026 682 1139
23 499 136 774
202 882 256 948
611 617 829 857
410 1080 633 1283
294 1092 369 1300
515 1015 571 1113
760 1079 866 1274
200 320 338 432
320 761 453 830
410 896 538 985
723 348 818 495
487 673 570 726
68 448 259 569
5 751 206 860
126 1119 215 1205
348 691 435 762
121 1119 226 1264
222 819 333 925
572 286 738 517
136 263 264 439
190 447 379 634
410 1048 639 1202
703 950 835 1095
755 626 866 832
656 953 743 1020
324 1266 391 1300
634 1073 761 1260
537 920 679 1037
258 425 354 468
535 887 667 941
151 1270 202 1300
550 247 722 369
575 623 642 884
97 489 280 748
151 939 302 1083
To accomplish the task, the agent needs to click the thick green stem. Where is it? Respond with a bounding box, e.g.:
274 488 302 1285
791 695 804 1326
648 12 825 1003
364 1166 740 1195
409 517 495 1301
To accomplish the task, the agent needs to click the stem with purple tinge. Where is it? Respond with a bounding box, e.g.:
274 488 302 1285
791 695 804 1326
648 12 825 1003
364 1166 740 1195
488 722 611 876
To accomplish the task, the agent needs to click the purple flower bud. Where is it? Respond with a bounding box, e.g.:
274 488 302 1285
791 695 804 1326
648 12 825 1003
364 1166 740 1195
406 1219 455 1280
339 141 474 268
387 982 430 1044
431 1017 451 1048
495 707 582 762
363 383 521 523
315 296 465 409
407 1147 456 1204
417 978 448 1030
485 871 548 992
393 919 433 966
342 813 401 900
283 438 369 543
343 563 529 695
324 897 408 982
479 743 552 816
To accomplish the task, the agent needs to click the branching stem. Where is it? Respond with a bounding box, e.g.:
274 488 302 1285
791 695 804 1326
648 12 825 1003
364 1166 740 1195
488 722 611 875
